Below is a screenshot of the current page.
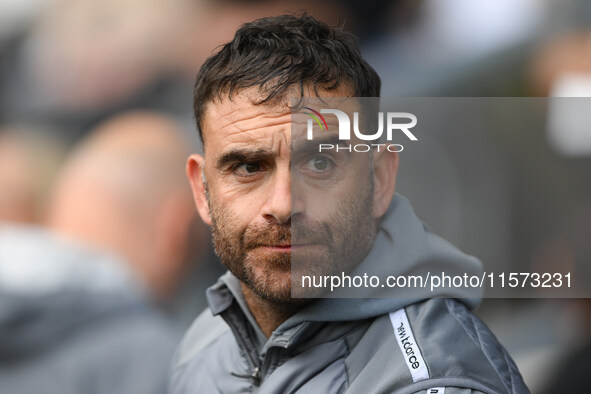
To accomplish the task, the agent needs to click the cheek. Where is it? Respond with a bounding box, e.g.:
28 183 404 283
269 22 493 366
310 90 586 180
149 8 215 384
300 176 369 221
295 154 372 218
210 176 272 215
217 182 263 201
208 191 258 235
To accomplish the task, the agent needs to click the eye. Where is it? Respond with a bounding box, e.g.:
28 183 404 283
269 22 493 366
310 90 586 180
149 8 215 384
302 155 333 173
234 162 261 176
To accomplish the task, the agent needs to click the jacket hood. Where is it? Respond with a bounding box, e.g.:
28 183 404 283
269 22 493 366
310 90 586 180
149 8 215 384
214 193 483 331
0 225 144 359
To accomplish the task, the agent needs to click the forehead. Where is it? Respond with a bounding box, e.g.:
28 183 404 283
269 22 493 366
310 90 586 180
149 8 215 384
201 92 291 151
200 86 354 150
202 94 290 139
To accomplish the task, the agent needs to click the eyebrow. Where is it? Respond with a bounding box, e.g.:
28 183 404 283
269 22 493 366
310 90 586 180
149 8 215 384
292 134 342 154
216 148 274 169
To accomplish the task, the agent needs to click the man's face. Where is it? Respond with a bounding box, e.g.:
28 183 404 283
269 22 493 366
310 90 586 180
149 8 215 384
187 89 397 303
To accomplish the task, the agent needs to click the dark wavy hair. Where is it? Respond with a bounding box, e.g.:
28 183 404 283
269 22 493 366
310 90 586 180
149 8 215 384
193 14 381 143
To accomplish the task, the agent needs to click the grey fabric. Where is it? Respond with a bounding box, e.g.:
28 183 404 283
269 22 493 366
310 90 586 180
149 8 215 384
282 194 484 328
0 226 180 394
170 195 529 393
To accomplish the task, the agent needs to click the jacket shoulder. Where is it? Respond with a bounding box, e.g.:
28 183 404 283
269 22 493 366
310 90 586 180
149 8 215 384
408 298 528 393
170 308 229 374
345 298 529 394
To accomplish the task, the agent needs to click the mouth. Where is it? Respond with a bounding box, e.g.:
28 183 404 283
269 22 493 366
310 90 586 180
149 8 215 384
259 244 311 253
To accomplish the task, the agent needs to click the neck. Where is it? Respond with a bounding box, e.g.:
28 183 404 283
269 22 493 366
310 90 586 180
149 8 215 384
240 282 302 337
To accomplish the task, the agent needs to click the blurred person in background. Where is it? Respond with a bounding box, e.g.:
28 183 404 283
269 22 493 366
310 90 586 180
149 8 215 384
1 0 353 138
530 30 591 97
0 125 65 224
0 111 202 394
482 33 591 392
46 111 200 300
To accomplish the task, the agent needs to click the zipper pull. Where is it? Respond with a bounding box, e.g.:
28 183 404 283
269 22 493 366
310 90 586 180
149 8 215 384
251 366 261 386
230 366 261 386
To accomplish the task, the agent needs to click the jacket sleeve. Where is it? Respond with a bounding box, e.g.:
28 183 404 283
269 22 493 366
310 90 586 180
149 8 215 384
344 300 530 394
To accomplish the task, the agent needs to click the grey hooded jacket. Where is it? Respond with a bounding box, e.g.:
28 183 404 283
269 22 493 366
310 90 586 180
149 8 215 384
0 226 179 394
170 195 529 394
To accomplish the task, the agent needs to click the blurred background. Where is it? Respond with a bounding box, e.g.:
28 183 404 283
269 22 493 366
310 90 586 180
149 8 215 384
1 0 591 392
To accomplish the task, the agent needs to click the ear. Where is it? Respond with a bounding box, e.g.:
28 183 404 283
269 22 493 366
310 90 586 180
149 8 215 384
372 148 399 219
186 154 212 226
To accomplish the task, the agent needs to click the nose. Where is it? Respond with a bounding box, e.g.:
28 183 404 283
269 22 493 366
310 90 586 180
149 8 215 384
261 166 292 225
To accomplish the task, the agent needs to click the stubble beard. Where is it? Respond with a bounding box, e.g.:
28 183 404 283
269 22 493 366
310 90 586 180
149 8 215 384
205 178 377 305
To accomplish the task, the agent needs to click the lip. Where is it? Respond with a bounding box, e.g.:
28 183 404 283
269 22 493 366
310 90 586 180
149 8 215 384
260 244 310 253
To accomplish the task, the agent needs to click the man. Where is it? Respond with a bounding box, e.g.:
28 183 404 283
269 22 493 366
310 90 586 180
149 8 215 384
171 15 529 393
0 112 199 394
47 111 200 300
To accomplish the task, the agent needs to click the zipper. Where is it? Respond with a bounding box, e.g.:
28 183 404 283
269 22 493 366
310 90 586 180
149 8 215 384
229 343 281 386
221 308 263 387
259 346 282 380
230 366 261 386
227 325 262 386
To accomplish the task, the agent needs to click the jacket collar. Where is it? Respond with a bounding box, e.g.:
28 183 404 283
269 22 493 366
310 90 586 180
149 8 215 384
206 272 357 355
205 193 483 350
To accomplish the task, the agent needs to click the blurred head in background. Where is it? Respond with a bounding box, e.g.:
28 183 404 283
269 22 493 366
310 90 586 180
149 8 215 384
18 0 351 112
46 111 201 300
22 0 196 110
530 31 591 96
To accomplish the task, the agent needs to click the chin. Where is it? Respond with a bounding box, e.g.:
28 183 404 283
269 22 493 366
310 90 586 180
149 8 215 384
247 264 293 302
